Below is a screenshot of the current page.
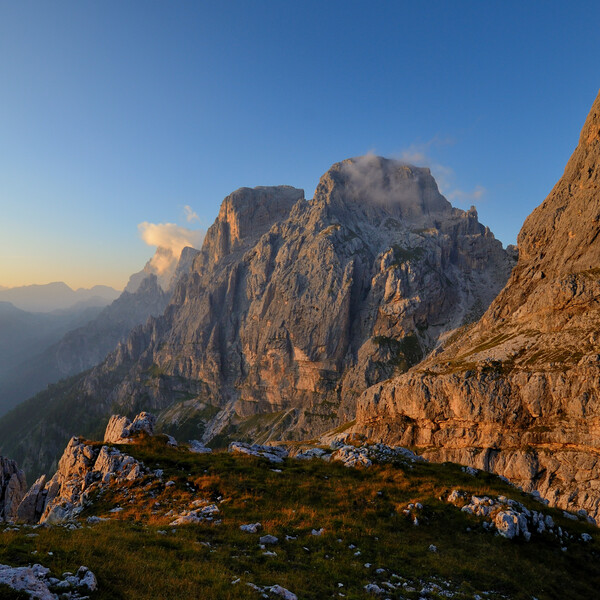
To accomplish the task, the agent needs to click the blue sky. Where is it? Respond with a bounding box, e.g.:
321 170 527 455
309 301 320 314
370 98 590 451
1 1 599 289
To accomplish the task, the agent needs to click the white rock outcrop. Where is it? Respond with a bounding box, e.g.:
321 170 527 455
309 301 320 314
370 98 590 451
228 442 288 464
189 440 212 454
103 411 156 443
445 489 590 543
0 563 96 600
16 435 148 525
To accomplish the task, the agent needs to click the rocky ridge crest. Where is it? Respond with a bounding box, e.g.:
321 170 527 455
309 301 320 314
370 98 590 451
0 161 513 478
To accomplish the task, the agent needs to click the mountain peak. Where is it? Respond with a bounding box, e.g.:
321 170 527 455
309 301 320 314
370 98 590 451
354 89 600 522
201 185 304 263
517 89 600 275
314 155 451 226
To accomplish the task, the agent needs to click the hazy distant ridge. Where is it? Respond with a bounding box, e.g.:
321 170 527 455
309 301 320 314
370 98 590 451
0 282 120 313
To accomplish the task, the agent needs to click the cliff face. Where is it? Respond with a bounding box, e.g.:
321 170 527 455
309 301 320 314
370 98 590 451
355 91 600 520
0 159 512 478
83 159 511 444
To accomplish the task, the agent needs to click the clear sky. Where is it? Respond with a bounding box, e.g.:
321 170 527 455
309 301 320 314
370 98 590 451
1 1 599 290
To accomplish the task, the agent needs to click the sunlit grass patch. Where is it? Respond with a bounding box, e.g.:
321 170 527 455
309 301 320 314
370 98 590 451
1 440 599 599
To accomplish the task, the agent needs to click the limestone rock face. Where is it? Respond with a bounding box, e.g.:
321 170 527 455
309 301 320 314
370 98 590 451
15 428 149 524
103 412 156 443
38 437 146 524
82 163 511 444
0 456 26 521
0 164 512 476
103 415 131 444
355 90 600 520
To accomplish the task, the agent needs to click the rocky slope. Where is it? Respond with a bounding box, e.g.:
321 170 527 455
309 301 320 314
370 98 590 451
0 163 513 477
355 90 600 520
0 413 598 599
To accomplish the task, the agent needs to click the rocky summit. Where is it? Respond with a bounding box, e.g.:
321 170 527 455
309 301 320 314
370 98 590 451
355 90 600 520
0 158 513 478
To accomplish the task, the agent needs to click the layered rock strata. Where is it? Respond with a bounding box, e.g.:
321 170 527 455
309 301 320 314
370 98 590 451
356 90 600 520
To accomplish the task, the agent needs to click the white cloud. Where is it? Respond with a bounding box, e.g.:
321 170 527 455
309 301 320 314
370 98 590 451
395 139 486 207
183 205 200 223
138 222 205 274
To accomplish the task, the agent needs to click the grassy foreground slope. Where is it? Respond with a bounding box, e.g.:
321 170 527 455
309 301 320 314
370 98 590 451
1 437 599 599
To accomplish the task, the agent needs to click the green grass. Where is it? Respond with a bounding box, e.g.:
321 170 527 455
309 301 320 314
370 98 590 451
1 438 599 599
389 244 425 267
157 401 221 441
0 584 29 599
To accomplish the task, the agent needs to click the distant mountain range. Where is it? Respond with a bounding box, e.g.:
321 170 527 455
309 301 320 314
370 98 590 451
0 300 106 414
0 282 120 313
0 248 199 418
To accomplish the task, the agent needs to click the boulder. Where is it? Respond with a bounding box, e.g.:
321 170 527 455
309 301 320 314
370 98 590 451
259 535 278 545
0 564 55 600
0 456 27 521
104 412 156 443
16 474 47 524
189 440 212 454
494 511 521 539
0 563 97 599
229 442 288 464
269 585 298 600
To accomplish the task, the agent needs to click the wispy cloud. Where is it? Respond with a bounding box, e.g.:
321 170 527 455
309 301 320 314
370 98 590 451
395 138 486 207
445 185 486 203
183 205 200 223
138 222 205 274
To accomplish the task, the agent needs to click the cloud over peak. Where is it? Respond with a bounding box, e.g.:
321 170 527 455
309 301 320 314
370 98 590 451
138 221 205 275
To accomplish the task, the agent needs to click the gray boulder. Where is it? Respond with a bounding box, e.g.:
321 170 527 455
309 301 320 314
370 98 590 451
0 456 26 521
104 412 156 443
